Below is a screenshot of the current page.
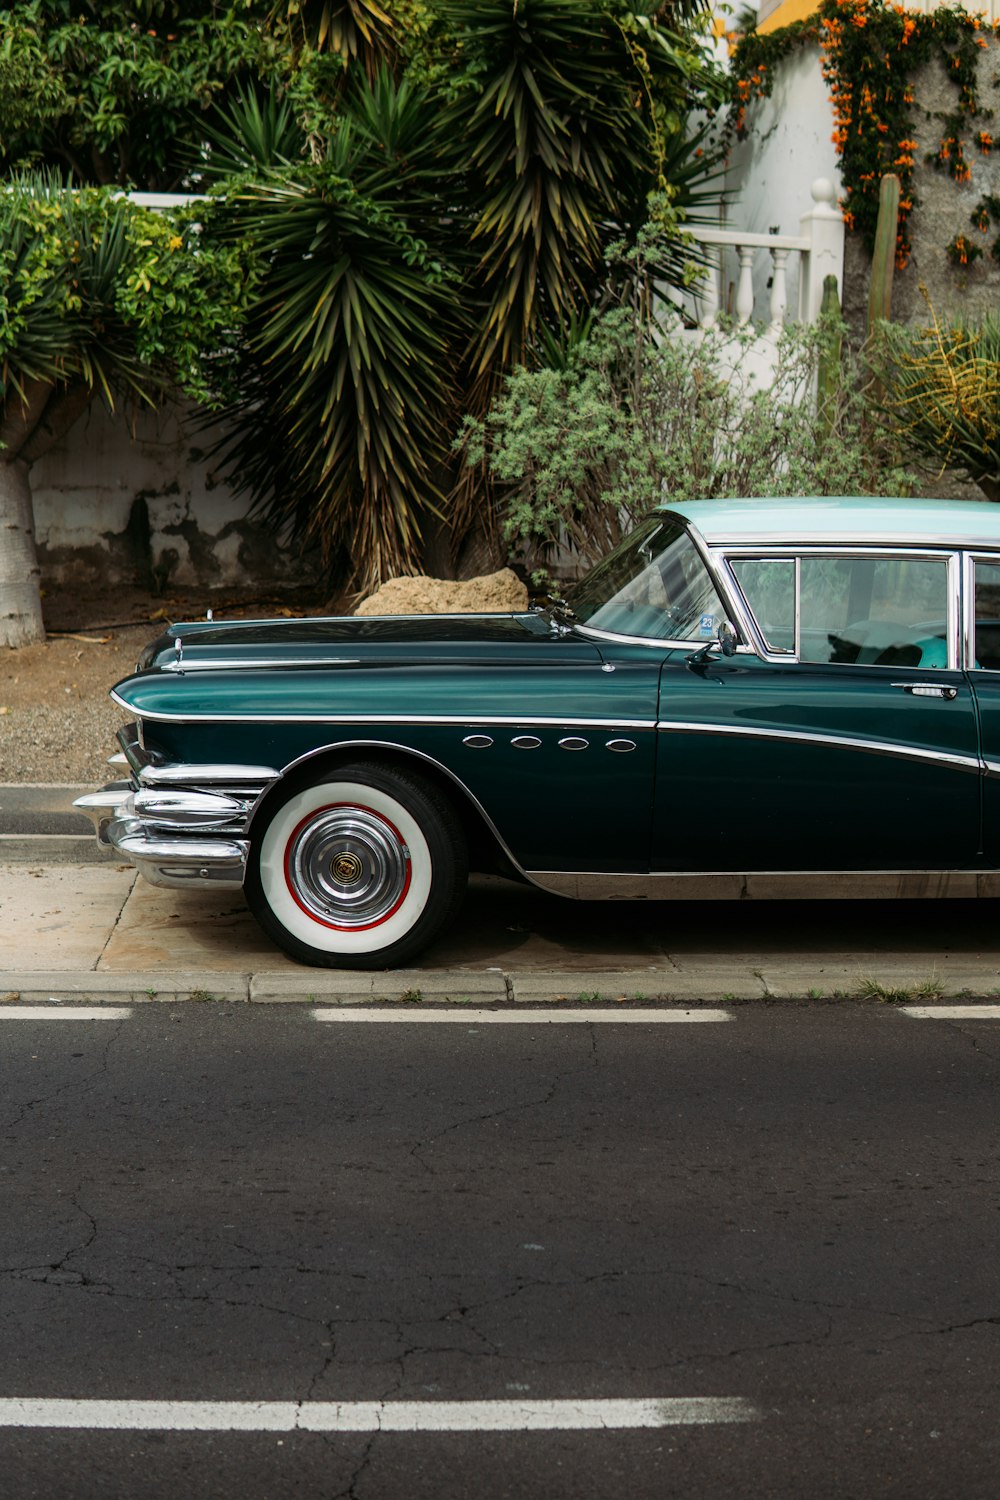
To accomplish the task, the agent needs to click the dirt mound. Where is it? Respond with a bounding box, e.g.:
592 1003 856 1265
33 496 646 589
355 569 527 617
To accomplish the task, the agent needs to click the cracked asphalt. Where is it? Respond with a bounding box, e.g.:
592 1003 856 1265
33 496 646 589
2 1002 1000 1498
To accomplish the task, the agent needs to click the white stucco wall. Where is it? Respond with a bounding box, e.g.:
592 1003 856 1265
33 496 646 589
723 43 841 315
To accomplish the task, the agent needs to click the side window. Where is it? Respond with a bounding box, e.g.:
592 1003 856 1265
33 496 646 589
729 560 795 653
974 560 1000 669
730 553 951 667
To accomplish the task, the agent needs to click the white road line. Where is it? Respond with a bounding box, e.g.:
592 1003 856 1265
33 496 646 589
313 1008 730 1025
0 1397 758 1431
902 1005 1000 1020
0 1006 132 1021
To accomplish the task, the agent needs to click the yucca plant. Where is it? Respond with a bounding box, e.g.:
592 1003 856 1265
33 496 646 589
436 0 722 382
198 2 727 592
206 74 461 589
877 304 1000 503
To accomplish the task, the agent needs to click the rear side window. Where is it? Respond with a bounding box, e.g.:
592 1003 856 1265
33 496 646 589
730 553 951 668
974 559 1000 669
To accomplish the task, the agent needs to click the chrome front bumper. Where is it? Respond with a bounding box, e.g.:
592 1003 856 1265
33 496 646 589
74 725 279 891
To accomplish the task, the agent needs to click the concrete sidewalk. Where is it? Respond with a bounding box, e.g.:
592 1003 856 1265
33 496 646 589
3 859 1000 1005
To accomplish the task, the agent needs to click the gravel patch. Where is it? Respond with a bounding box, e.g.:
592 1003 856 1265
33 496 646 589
0 627 147 784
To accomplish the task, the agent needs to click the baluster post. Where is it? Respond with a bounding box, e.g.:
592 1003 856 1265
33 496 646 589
735 245 755 325
799 177 845 323
695 244 720 328
768 247 789 331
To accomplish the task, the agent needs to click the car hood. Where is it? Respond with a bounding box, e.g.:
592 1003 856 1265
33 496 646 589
133 610 598 672
111 610 655 733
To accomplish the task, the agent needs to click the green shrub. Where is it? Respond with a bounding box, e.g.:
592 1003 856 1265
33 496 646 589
462 294 913 582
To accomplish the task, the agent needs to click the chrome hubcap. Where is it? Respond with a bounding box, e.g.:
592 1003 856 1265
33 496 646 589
286 805 410 928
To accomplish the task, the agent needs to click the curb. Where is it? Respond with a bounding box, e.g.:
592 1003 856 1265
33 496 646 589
2 966 1000 1006
0 969 698 1006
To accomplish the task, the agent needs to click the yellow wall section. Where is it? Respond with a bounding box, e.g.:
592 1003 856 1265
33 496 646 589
755 0 818 34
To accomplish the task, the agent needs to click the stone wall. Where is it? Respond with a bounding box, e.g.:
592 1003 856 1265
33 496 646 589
842 45 1000 335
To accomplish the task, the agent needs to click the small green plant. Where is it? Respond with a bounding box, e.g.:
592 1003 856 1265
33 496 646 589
808 987 824 999
577 991 607 1003
399 987 424 1003
856 975 941 1003
187 988 215 1003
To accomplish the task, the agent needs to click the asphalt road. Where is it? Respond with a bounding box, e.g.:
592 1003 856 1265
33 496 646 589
2 1002 1000 1498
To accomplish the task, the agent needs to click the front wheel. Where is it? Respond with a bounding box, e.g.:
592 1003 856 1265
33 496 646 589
245 762 468 968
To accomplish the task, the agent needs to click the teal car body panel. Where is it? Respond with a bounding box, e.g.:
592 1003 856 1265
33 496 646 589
114 626 661 873
73 495 1000 966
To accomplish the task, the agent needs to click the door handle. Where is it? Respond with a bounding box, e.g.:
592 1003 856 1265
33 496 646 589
891 682 958 700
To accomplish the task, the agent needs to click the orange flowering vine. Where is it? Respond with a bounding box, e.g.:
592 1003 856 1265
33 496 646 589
731 0 1000 268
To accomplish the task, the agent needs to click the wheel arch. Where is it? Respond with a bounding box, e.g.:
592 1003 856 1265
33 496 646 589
247 738 525 881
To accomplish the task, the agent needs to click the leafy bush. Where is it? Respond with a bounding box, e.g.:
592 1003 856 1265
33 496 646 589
462 290 913 582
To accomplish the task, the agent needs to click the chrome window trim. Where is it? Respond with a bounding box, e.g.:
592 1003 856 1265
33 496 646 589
714 545 962 669
684 520 756 648
656 718 981 774
573 623 721 650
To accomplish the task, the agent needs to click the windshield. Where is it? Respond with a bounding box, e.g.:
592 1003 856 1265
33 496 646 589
565 517 727 642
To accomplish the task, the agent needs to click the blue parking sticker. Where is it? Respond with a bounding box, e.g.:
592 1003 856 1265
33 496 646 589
699 613 716 638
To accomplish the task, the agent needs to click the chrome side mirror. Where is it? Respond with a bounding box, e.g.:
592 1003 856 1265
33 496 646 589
718 620 737 657
687 620 739 667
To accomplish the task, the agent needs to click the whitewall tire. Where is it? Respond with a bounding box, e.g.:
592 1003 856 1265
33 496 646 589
245 761 467 968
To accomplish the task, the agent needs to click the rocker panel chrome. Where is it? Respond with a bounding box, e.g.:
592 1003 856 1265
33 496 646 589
529 870 1000 900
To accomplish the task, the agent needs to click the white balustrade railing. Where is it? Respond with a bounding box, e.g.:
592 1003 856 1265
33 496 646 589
683 177 845 331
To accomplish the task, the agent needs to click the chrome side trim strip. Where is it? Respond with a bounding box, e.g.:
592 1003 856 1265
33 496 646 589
656 719 981 774
109 694 655 730
162 657 360 673
528 869 1000 900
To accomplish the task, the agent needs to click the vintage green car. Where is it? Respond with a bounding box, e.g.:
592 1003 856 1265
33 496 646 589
76 496 1000 967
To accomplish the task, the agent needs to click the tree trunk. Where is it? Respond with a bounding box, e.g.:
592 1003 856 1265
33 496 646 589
0 457 44 646
0 380 92 648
